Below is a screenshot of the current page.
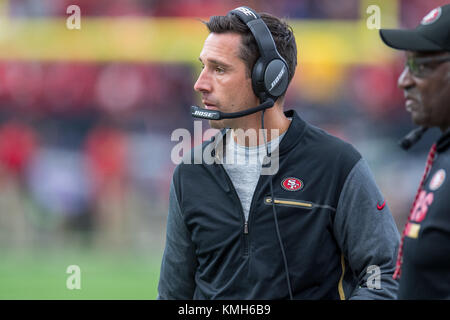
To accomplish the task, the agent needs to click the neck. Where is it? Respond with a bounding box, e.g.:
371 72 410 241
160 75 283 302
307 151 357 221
232 103 290 147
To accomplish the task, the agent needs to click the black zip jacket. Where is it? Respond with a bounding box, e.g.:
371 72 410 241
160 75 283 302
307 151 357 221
158 110 399 299
398 130 450 299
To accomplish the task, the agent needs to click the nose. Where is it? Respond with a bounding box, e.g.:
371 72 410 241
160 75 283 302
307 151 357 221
194 68 212 93
397 66 415 90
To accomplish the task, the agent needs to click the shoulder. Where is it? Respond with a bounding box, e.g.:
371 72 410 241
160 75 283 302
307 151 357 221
303 123 362 167
172 129 223 185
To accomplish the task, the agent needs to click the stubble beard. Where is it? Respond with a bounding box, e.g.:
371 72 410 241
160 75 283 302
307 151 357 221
209 118 238 130
209 119 226 129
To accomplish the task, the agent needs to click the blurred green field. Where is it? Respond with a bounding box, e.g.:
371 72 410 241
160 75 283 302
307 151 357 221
0 248 162 300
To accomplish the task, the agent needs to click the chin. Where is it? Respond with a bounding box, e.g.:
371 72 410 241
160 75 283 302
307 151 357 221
209 119 226 129
411 114 430 128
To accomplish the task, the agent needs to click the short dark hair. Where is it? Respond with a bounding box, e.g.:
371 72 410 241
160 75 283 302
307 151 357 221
204 12 298 89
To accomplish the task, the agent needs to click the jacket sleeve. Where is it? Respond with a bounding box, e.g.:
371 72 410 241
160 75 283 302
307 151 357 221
157 178 197 299
333 158 400 300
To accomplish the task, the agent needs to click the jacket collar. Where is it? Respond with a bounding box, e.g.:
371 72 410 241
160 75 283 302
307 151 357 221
200 110 307 193
207 109 307 158
278 109 307 155
436 129 450 153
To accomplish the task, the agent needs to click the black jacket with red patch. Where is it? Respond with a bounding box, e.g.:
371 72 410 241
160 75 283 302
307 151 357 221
399 130 450 299
158 110 399 300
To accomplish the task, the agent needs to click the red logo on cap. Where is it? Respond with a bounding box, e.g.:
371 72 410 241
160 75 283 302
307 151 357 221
421 7 442 25
281 177 303 191
377 200 386 211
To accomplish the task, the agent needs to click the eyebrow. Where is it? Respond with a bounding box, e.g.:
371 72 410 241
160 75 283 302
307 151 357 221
198 57 232 69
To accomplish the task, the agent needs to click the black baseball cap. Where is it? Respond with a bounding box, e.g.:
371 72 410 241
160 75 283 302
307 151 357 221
380 4 450 52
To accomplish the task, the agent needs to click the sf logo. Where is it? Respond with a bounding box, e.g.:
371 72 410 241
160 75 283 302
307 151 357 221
281 177 303 191
287 180 299 189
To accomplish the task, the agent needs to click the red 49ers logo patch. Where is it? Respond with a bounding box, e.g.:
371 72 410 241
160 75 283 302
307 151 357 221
281 177 304 191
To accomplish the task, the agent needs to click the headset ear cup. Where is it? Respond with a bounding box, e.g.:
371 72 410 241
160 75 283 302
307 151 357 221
264 59 289 98
251 58 267 101
252 58 289 102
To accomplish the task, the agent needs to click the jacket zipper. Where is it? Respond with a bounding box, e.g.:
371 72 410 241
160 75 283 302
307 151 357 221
242 166 268 253
264 197 313 209
218 164 251 256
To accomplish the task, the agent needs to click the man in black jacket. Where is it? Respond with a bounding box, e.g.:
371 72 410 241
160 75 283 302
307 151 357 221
380 4 450 299
158 7 399 299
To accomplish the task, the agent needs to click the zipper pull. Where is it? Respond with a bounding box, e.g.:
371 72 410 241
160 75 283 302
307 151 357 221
244 221 249 234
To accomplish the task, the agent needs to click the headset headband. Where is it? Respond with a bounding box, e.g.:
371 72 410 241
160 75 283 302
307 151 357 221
228 6 289 102
229 7 280 60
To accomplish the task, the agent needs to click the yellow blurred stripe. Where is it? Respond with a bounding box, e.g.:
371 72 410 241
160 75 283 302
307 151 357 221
290 20 390 65
0 17 209 62
0 11 398 63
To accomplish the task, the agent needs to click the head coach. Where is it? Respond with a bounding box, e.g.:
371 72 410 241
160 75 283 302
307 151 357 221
380 4 450 299
158 6 399 299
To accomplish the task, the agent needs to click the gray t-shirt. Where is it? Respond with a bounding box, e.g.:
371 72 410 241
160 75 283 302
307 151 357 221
223 129 286 222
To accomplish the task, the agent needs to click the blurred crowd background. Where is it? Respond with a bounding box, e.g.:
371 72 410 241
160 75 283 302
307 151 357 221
0 0 449 298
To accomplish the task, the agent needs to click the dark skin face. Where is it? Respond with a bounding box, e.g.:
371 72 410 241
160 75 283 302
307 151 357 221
398 51 450 132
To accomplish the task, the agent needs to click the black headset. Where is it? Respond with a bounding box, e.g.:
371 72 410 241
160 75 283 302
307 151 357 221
229 6 290 103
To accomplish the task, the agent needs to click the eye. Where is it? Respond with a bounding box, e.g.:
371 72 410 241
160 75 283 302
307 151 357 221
406 58 427 77
215 66 225 74
417 62 427 73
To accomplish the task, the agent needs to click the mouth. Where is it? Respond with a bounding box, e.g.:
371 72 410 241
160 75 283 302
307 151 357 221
202 101 218 110
405 98 415 111
404 95 418 112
